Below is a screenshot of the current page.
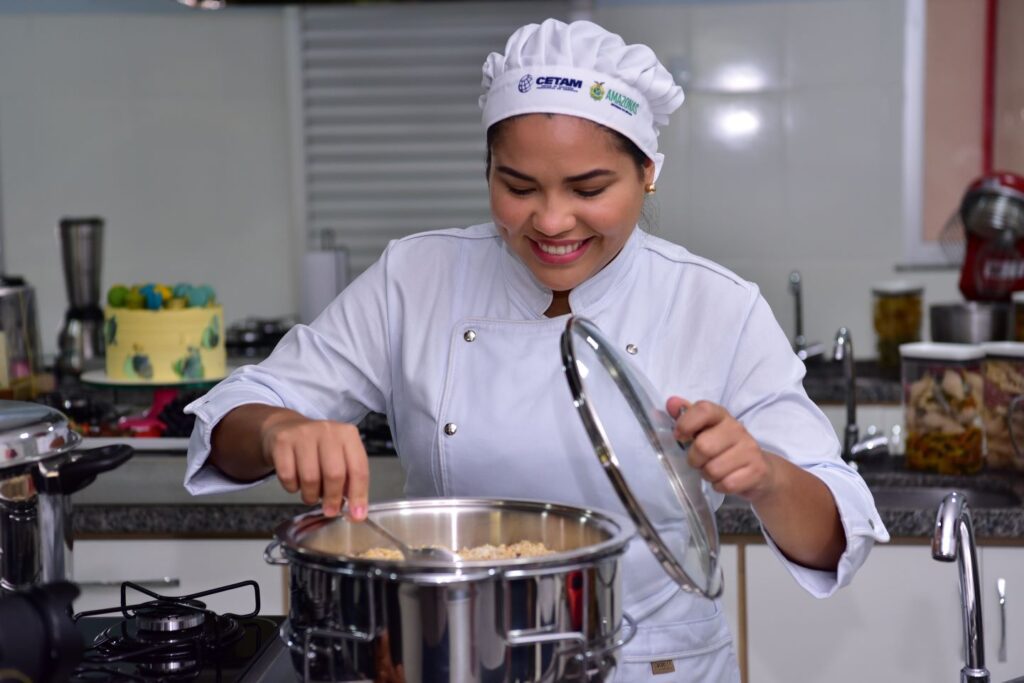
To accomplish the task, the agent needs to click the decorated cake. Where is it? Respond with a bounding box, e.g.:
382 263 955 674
103 283 226 382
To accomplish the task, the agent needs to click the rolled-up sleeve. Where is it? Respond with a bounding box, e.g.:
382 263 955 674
769 462 890 597
183 250 393 495
183 368 296 494
724 289 890 597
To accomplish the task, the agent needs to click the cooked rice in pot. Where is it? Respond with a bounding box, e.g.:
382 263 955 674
357 540 555 561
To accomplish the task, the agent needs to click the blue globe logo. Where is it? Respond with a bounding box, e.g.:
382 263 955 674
518 74 533 93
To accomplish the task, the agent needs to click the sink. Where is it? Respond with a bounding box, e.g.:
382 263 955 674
871 486 1021 509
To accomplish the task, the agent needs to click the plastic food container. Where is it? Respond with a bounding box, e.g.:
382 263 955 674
872 282 923 372
981 342 1024 471
900 342 984 474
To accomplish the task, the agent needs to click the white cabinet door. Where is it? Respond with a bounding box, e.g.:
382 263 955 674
746 544 963 683
980 547 1024 682
73 539 286 616
719 543 741 652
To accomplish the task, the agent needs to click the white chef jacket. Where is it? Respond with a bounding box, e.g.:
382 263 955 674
185 223 889 682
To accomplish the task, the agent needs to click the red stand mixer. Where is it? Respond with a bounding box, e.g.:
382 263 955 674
953 172 1024 302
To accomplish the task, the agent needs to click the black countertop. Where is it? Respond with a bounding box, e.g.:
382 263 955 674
72 455 1024 542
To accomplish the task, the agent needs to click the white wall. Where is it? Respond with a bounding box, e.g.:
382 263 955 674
0 8 295 357
595 0 961 358
0 1 962 360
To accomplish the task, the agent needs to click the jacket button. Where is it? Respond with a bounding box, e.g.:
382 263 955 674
444 423 458 436
464 330 477 342
626 344 638 355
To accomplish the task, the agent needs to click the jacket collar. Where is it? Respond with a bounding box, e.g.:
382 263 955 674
498 224 644 318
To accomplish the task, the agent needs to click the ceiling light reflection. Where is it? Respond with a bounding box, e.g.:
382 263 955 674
715 109 761 140
177 0 226 9
714 65 766 93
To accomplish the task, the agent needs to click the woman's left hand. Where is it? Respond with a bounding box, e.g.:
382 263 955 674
666 397 777 502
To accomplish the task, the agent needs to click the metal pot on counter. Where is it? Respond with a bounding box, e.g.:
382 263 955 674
264 317 724 682
0 400 132 594
266 498 635 682
930 302 1010 344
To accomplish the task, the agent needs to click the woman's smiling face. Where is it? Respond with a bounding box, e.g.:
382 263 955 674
487 114 653 315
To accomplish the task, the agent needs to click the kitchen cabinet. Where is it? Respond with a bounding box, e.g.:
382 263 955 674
980 547 1024 682
746 544 964 683
73 539 286 616
719 543 741 653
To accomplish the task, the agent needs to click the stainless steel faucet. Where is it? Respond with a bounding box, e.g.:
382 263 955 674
932 491 989 683
831 327 889 463
789 271 824 361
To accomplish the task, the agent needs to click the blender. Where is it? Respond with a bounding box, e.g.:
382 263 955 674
56 217 105 379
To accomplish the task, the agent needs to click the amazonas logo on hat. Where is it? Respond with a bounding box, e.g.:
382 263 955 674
590 80 640 116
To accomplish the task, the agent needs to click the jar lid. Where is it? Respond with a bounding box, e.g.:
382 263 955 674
899 342 984 361
561 316 722 599
981 341 1024 358
0 400 81 474
871 281 923 296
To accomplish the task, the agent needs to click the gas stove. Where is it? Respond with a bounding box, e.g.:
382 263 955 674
70 580 295 682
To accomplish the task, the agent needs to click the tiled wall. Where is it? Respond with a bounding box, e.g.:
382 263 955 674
596 0 961 359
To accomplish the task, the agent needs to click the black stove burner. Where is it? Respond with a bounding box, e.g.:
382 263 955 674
69 580 277 682
134 601 208 634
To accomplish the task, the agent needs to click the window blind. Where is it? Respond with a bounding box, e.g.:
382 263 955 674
292 2 571 276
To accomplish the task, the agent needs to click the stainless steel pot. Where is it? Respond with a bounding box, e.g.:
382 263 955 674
930 302 1010 343
0 400 132 594
265 498 635 683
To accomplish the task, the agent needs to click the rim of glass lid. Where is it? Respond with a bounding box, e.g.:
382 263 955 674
560 316 722 599
0 400 82 472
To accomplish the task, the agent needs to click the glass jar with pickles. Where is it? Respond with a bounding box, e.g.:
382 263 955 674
899 342 984 474
873 282 923 374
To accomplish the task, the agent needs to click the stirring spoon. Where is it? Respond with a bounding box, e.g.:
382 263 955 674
359 514 460 563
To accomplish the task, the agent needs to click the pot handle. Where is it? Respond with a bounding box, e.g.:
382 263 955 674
264 539 289 565
505 611 636 681
504 612 637 651
41 444 134 495
604 611 636 653
505 627 587 647
577 612 637 676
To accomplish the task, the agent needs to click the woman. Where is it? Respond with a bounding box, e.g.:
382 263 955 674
185 18 888 681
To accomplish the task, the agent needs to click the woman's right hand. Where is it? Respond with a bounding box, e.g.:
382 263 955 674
260 411 370 519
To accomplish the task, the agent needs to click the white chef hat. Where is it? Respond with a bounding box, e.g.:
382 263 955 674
480 18 684 180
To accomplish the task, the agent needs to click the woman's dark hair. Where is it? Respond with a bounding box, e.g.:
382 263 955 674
485 114 649 180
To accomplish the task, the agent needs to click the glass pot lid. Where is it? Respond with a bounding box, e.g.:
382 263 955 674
560 316 722 599
0 400 81 474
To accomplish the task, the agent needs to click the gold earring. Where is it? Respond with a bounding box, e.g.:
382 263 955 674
644 183 657 195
